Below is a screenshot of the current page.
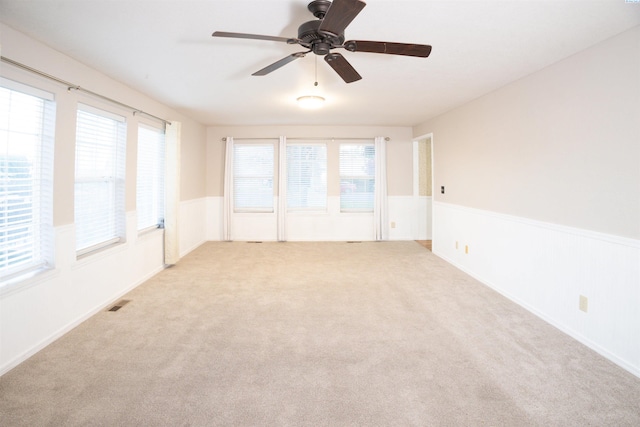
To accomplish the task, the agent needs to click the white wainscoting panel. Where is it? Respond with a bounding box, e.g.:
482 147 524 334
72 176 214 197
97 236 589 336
179 198 208 257
388 196 432 240
286 197 373 241
206 197 223 241
205 196 429 242
232 212 279 242
433 201 640 377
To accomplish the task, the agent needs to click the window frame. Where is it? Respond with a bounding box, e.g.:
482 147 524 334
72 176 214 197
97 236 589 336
74 102 127 257
136 122 165 233
286 143 328 212
0 77 55 285
339 142 376 213
233 142 275 213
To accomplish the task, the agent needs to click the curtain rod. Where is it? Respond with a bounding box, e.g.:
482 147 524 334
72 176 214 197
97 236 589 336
1 56 171 126
222 136 390 142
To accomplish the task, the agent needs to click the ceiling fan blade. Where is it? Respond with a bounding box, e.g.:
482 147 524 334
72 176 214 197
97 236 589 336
324 53 361 83
252 52 308 76
212 31 298 44
345 40 432 58
318 0 366 36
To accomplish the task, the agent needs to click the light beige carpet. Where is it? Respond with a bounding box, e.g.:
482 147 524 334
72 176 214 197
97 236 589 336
1 241 639 426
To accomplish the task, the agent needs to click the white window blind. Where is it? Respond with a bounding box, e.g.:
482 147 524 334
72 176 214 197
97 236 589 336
0 79 54 282
233 144 274 212
136 124 165 231
74 104 126 254
339 143 375 212
287 144 327 210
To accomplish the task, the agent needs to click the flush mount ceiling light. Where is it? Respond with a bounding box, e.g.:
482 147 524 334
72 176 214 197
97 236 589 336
297 95 325 109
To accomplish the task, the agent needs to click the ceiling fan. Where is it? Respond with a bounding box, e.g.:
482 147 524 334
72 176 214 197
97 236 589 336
212 0 432 83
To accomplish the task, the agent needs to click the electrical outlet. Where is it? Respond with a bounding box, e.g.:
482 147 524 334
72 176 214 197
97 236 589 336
390 221 396 228
579 295 588 313
455 241 458 250
465 245 469 254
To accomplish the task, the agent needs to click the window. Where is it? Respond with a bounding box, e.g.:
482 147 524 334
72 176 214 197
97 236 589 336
136 124 165 231
287 144 327 210
0 79 54 282
233 144 274 212
339 143 375 212
74 104 126 254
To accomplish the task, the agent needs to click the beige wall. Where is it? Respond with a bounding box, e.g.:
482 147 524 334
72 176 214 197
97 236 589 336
417 137 432 197
206 125 414 197
0 24 207 226
179 122 207 201
414 26 640 240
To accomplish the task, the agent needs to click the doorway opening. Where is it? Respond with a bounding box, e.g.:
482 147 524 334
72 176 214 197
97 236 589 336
413 134 433 249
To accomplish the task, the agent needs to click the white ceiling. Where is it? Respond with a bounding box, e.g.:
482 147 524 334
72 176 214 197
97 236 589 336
1 0 639 127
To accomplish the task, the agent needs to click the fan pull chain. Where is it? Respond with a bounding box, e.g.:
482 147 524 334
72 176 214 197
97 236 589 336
314 55 318 87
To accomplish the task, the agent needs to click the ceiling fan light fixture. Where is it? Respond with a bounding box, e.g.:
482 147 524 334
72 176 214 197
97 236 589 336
297 95 325 109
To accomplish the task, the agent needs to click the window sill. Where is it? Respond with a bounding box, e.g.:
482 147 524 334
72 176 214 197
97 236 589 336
137 226 164 239
73 240 127 269
0 266 58 298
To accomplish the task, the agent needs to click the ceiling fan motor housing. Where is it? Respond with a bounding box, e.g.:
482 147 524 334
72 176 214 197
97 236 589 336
298 19 345 55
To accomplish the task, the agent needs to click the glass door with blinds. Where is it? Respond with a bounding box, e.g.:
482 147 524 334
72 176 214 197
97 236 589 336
229 140 277 241
286 143 327 211
233 143 274 213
